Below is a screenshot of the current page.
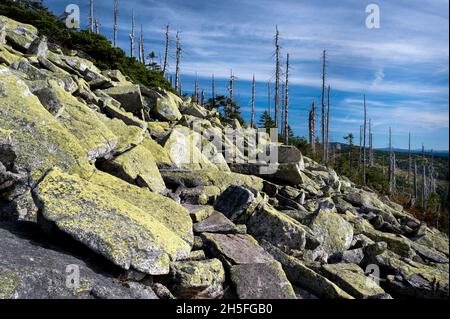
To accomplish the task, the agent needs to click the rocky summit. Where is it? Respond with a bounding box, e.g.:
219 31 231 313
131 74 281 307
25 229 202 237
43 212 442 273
0 16 448 300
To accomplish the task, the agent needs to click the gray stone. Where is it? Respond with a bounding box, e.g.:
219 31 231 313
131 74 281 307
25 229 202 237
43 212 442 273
193 212 239 234
166 259 225 299
201 233 273 266
230 261 297 299
0 222 156 299
214 186 257 222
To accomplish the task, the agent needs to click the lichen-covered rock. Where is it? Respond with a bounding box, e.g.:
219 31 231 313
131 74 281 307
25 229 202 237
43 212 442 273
247 205 317 253
0 66 93 182
97 114 145 154
201 233 273 267
166 259 225 299
160 169 264 193
102 84 144 113
141 136 173 168
87 170 193 246
42 81 118 160
104 102 148 129
370 250 449 299
0 16 38 50
0 222 157 299
213 186 258 222
320 263 387 299
352 217 413 258
34 168 191 275
99 144 166 193
230 261 297 299
162 127 220 171
261 240 353 299
307 208 354 256
193 212 239 234
147 89 183 121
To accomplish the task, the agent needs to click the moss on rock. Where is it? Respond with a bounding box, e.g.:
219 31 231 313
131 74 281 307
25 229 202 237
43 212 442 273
35 168 191 275
0 66 93 182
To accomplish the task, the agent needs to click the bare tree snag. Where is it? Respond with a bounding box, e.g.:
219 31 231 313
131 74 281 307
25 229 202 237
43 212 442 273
251 74 255 129
129 10 136 59
113 0 118 48
274 26 280 129
284 53 290 145
321 50 327 163
175 31 181 92
162 24 170 76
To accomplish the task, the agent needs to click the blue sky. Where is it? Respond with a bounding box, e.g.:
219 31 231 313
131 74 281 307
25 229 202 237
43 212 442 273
44 0 449 150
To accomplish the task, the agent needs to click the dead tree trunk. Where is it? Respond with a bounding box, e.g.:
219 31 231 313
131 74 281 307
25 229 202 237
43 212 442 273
162 25 169 76
368 119 372 166
359 125 362 169
284 53 290 145
251 75 256 128
408 132 412 187
321 50 327 163
388 127 393 193
89 0 95 33
309 102 316 155
414 158 418 201
138 24 144 63
175 31 181 92
274 26 280 129
201 89 205 107
211 74 216 109
94 19 100 34
325 84 331 162
113 0 118 48
193 73 199 104
129 10 135 59
363 95 367 184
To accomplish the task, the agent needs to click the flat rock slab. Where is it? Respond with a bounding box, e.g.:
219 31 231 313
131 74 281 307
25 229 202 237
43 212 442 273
193 212 239 234
34 168 191 275
321 263 387 299
230 261 296 299
0 222 157 299
201 233 273 266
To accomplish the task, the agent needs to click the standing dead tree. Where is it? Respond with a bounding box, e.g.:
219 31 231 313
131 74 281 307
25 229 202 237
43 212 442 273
321 50 327 163
325 84 331 162
251 74 256 129
309 102 316 155
138 24 145 64
175 31 181 92
113 0 119 47
359 125 363 169
414 158 418 201
368 119 374 167
267 82 271 115
363 95 367 184
94 19 100 34
421 144 426 209
408 132 412 187
388 127 393 193
274 26 281 129
193 73 199 104
129 10 136 59
211 74 216 109
284 53 290 145
89 0 95 33
162 25 170 76
201 89 205 107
